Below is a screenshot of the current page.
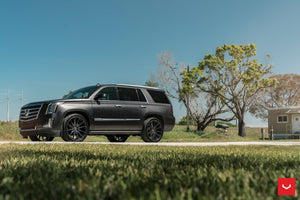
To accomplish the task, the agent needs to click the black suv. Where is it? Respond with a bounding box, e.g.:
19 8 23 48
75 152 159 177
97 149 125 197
19 84 175 142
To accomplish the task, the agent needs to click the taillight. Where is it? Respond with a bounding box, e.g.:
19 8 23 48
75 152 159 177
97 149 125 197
170 103 174 115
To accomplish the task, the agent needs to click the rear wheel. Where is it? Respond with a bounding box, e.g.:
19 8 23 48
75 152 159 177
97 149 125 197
61 114 89 142
29 135 54 141
141 117 163 142
106 135 129 142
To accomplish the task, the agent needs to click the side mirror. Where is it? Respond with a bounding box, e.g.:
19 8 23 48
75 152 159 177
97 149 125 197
94 93 107 100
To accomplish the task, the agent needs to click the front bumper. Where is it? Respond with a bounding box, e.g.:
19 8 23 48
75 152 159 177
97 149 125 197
19 103 62 138
20 126 60 137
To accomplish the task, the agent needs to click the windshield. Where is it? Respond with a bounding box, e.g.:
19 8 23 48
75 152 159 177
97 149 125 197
63 86 100 99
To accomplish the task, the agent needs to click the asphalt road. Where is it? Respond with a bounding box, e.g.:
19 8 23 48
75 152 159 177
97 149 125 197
0 141 300 146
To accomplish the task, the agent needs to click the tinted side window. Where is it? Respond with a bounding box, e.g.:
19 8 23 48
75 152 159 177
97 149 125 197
118 87 139 101
97 87 119 100
147 90 169 104
137 89 146 102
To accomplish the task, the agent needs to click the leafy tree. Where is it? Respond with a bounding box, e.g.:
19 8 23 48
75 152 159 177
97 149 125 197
249 73 300 120
62 90 72 99
145 72 159 87
157 51 233 131
183 44 277 137
181 68 235 131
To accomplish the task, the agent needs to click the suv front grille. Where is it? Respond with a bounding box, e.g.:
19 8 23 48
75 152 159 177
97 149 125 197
20 103 43 121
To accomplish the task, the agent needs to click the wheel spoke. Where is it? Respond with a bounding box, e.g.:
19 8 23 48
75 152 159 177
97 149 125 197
150 122 154 130
77 121 84 126
77 130 85 137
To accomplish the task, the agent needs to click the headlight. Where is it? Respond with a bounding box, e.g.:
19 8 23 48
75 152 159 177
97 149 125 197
46 102 63 114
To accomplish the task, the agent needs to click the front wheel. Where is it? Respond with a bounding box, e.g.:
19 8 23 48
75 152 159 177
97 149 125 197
29 135 54 141
106 135 129 142
61 114 89 142
141 117 163 142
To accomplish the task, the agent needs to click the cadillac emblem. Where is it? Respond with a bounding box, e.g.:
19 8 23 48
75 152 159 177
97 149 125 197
24 109 30 117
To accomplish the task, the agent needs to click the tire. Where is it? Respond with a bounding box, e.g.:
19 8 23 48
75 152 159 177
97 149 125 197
29 135 54 142
106 135 129 142
61 114 89 142
141 117 163 142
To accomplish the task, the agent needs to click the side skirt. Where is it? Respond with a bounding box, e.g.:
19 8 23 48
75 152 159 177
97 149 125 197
88 130 141 135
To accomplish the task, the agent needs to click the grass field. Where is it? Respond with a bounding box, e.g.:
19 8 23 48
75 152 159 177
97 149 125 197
0 121 268 142
0 144 299 199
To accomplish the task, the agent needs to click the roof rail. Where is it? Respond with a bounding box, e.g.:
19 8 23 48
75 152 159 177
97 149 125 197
116 84 161 90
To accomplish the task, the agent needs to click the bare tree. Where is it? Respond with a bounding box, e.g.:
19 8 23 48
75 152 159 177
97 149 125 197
156 51 234 131
250 73 300 120
157 51 184 100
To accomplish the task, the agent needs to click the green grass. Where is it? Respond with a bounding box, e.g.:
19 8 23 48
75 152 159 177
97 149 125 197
0 122 270 142
0 122 23 141
0 144 299 199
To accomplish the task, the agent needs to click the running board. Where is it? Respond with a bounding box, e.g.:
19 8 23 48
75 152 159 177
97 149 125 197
89 130 141 135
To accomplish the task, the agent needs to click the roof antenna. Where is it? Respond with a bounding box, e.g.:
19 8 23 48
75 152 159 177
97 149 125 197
96 83 100 86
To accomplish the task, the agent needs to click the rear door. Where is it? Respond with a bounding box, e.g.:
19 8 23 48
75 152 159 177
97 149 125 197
115 87 146 131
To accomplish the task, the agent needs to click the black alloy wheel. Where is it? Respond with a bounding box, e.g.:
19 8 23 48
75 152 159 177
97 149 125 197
141 117 163 142
29 135 54 141
62 114 89 142
106 135 129 142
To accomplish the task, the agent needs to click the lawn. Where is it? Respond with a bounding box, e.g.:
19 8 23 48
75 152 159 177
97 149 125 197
0 144 299 199
0 121 268 142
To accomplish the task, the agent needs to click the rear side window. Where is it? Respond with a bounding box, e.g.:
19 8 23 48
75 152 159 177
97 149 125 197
118 87 139 101
147 90 170 104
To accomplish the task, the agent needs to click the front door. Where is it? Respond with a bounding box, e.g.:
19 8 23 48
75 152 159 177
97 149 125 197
292 115 300 134
92 87 123 131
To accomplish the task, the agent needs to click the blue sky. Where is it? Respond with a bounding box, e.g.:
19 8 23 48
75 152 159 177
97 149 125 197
0 0 300 125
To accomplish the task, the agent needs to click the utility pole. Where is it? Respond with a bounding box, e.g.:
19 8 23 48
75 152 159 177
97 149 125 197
7 90 9 122
21 90 23 107
186 65 190 132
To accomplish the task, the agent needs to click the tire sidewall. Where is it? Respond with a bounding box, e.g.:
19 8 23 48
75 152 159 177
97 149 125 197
141 117 163 142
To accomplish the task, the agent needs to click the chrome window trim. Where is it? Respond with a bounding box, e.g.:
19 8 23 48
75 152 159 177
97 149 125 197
92 86 149 103
94 118 140 121
138 88 149 103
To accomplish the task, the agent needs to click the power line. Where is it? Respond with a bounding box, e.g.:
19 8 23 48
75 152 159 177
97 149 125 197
21 90 23 107
0 90 23 122
15 90 23 108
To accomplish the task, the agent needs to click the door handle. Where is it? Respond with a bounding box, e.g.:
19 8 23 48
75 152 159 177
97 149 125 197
115 105 122 108
141 105 147 108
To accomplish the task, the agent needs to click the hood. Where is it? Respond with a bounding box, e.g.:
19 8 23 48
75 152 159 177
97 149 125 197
22 99 59 108
22 98 89 108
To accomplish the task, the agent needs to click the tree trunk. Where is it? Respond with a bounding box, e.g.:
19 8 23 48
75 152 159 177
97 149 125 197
238 119 246 137
197 122 201 131
197 122 207 131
